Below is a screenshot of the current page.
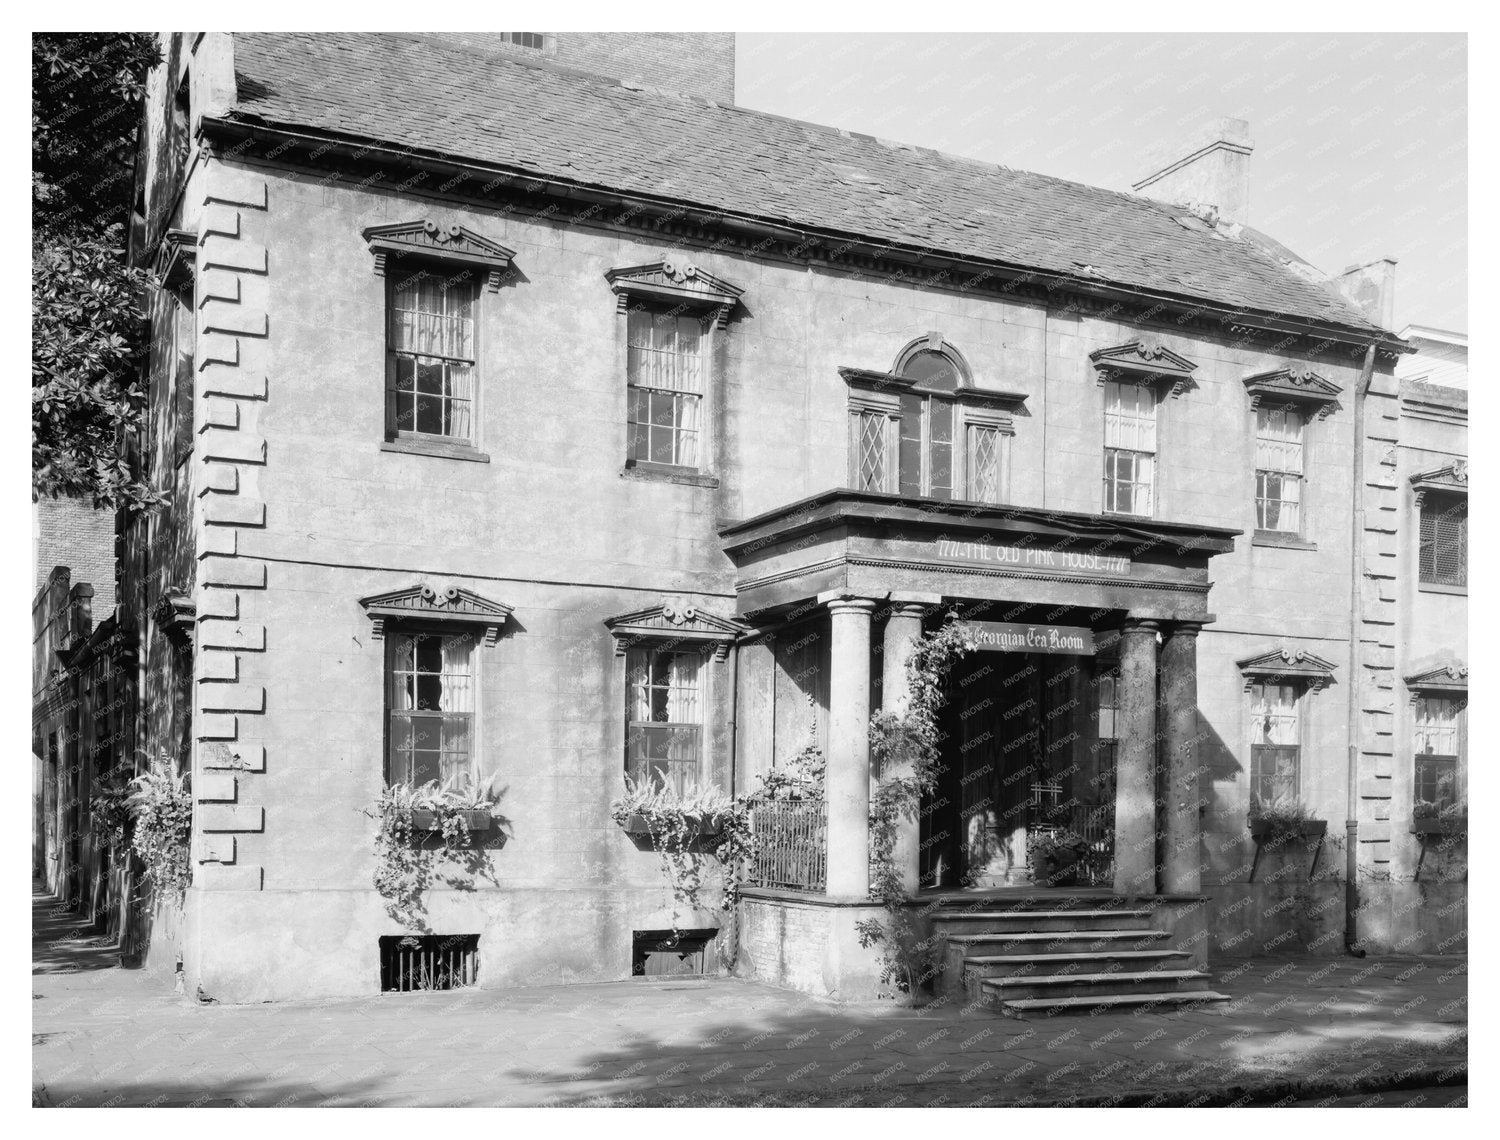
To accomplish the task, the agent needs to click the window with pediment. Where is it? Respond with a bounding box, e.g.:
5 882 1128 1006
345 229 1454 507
1411 464 1467 590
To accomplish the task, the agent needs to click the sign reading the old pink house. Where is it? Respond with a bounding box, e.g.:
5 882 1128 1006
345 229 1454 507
934 539 1131 576
961 621 1097 655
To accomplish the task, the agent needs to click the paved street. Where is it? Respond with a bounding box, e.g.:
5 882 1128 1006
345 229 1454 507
32 890 1466 1107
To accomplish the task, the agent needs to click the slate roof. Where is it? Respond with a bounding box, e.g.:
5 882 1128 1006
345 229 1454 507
226 32 1386 336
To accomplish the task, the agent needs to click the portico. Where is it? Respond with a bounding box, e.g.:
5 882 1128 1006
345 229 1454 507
723 490 1237 996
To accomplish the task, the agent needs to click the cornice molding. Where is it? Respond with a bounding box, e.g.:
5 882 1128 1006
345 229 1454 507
604 602 750 661
1242 365 1343 419
358 582 514 646
1089 339 1199 398
362 220 517 291
1236 645 1337 692
838 366 1029 411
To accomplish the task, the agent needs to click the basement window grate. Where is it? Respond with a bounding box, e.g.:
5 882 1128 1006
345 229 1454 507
632 928 716 977
379 934 479 992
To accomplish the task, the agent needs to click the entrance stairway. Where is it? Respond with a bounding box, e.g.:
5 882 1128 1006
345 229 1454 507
928 893 1232 1018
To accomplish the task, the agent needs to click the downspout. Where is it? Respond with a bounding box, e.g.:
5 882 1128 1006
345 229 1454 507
1344 343 1377 957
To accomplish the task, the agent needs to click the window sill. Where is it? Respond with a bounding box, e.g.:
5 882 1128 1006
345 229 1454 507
1252 530 1317 551
622 463 719 489
1418 580 1467 596
381 437 491 463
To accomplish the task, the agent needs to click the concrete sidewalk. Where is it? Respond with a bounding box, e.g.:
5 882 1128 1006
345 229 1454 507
32 891 1466 1107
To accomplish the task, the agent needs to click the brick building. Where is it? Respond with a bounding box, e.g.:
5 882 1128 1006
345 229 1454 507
43 32 1463 1004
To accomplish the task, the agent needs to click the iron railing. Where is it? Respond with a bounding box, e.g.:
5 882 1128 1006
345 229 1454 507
746 798 827 891
1030 802 1115 887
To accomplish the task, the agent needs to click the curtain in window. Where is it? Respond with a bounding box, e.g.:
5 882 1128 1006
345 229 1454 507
390 272 476 441
1103 381 1156 514
625 646 704 794
388 632 475 792
1249 681 1300 808
1255 407 1304 532
626 308 704 467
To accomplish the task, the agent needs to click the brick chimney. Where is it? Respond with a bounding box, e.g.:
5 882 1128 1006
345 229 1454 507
1329 257 1398 329
1132 117 1254 224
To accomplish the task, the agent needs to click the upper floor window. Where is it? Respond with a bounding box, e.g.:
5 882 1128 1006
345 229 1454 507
388 268 478 444
1419 490 1466 587
1248 680 1300 810
1255 406 1304 535
500 33 545 49
627 306 705 469
626 644 704 796
387 629 476 792
846 336 1018 504
169 287 195 467
1103 380 1156 516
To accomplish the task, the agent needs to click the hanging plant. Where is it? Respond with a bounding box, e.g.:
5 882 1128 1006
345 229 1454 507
366 775 506 929
859 614 976 998
610 777 752 932
91 783 133 849
126 761 193 905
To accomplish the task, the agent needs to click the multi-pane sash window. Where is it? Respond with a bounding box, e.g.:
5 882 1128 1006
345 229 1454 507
171 290 194 466
625 646 703 795
1419 492 1467 587
1413 695 1461 810
1103 380 1156 515
627 307 705 468
897 390 955 498
388 270 477 442
388 631 476 792
1255 406 1304 533
1249 681 1300 809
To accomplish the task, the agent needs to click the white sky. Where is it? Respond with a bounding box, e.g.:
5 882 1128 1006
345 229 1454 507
736 32 1467 332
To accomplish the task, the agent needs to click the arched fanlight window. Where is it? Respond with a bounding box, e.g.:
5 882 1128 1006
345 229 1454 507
890 338 973 500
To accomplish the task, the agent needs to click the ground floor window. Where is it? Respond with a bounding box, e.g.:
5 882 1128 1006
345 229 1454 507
625 645 703 794
1249 681 1300 809
1413 694 1462 811
388 630 476 791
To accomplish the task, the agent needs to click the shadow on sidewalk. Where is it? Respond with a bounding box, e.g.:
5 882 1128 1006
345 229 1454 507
32 886 120 975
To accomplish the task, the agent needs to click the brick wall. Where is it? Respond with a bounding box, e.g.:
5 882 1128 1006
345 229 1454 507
34 498 115 615
426 32 736 103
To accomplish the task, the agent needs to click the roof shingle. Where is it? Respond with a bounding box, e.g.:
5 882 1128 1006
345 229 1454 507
227 32 1383 335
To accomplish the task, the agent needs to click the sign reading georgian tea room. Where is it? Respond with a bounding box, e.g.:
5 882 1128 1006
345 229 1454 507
934 538 1131 576
960 621 1096 655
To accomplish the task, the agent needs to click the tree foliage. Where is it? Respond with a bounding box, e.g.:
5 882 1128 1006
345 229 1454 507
32 33 163 509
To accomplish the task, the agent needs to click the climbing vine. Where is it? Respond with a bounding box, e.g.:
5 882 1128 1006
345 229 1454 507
367 777 505 929
858 614 976 997
610 777 752 932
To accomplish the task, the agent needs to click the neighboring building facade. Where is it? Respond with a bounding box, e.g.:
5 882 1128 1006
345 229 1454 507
72 32 1464 1003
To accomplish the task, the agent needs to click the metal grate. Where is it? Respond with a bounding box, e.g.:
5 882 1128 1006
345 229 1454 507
1419 493 1466 586
747 799 827 891
379 934 479 992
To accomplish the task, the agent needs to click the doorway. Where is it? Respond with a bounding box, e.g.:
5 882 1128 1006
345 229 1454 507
920 628 1118 890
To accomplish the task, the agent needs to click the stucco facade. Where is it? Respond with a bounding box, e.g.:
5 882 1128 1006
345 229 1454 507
73 33 1463 1003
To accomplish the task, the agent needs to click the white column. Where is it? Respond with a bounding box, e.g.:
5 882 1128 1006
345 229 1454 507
824 593 877 898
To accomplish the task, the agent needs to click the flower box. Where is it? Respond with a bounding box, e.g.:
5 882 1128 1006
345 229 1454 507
410 807 492 833
620 813 725 839
1249 818 1327 841
1412 816 1466 837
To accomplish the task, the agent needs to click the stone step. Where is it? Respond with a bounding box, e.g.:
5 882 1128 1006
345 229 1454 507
943 929 1171 950
963 949 1194 981
997 990 1233 1019
978 968 1214 1003
931 909 1155 934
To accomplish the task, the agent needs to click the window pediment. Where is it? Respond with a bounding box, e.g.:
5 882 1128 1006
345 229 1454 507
155 229 197 294
1410 460 1467 502
1243 366 1343 419
1237 645 1336 691
360 583 513 646
604 602 749 660
1405 658 1467 701
1090 339 1198 396
363 220 517 291
607 258 743 327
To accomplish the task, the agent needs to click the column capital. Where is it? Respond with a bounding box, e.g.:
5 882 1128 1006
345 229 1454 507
818 591 879 616
1166 619 1211 639
1121 616 1162 635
